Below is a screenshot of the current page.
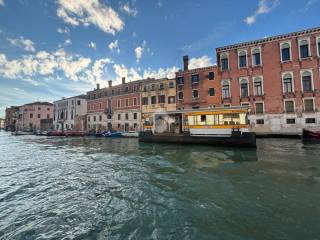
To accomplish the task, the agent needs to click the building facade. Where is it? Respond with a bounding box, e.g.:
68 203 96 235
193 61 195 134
216 27 320 133
141 77 176 130
53 95 87 131
111 78 141 132
4 106 19 131
16 102 53 132
176 56 220 110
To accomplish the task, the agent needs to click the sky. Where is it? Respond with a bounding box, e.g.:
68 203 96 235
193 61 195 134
0 0 319 118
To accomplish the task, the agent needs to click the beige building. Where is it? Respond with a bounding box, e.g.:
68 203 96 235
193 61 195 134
141 78 176 130
16 102 53 132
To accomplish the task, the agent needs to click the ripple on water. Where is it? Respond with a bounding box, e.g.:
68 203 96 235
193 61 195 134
0 133 320 239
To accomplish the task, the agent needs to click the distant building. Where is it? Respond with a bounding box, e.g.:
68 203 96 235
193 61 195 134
0 118 5 129
141 77 176 130
4 106 19 131
16 102 53 132
53 95 87 131
111 77 141 132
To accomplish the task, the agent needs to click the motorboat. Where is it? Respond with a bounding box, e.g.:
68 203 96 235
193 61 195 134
121 131 139 138
302 129 320 143
102 131 122 138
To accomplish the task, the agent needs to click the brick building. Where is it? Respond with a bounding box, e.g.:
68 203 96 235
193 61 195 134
111 77 141 132
16 102 53 132
4 106 19 131
141 77 176 130
177 27 320 133
176 56 219 110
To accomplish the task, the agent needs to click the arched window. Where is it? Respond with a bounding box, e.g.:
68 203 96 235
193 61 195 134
253 77 263 96
238 50 247 68
299 39 310 59
240 79 249 97
220 53 229 71
280 42 291 62
317 37 320 57
301 71 312 92
252 48 261 66
282 73 293 93
222 80 230 98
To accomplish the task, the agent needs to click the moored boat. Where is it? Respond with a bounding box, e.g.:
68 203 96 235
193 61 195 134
64 131 86 137
102 131 122 138
11 131 33 136
46 130 65 136
121 131 139 138
139 107 256 148
302 128 320 143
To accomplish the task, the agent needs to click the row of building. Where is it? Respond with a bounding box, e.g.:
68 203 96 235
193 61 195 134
4 27 320 134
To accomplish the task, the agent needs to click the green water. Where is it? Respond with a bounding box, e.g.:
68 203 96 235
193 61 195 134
0 131 319 240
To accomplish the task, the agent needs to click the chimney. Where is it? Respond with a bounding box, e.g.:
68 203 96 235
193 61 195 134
183 55 189 71
108 80 112 88
96 83 100 90
122 77 126 84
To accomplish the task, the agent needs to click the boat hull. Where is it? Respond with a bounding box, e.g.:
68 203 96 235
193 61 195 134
302 129 320 144
139 132 256 148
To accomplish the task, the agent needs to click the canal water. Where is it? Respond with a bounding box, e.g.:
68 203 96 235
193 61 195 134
0 131 319 240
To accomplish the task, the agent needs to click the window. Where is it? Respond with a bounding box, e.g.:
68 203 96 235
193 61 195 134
169 81 174 88
151 96 157 104
118 100 121 108
77 100 80 105
142 97 148 105
240 79 249 97
178 91 184 100
283 73 293 93
241 103 250 108
281 42 291 62
301 71 313 92
285 100 294 113
238 50 247 68
94 116 96 122
254 77 263 96
125 114 129 120
71 110 74 120
38 114 41 118
134 98 137 106
256 119 264 124
133 113 137 120
88 116 90 122
220 53 229 71
255 102 264 114
125 86 129 93
299 39 310 59
208 72 214 80
38 107 41 110
159 82 164 90
125 99 129 107
112 90 115 95
252 48 261 66
30 113 33 118
47 108 50 111
317 37 320 57
117 89 121 95
208 88 215 96
304 99 314 112
158 95 165 104
192 89 199 98
222 80 230 98
118 114 121 120
99 115 102 121
151 84 155 91
191 74 199 84
286 119 295 124
306 118 316 124
168 96 175 104
177 76 184 85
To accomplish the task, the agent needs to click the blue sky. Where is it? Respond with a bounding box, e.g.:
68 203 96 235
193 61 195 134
0 0 319 117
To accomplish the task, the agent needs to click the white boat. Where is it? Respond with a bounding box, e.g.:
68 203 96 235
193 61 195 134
121 131 139 138
11 131 33 136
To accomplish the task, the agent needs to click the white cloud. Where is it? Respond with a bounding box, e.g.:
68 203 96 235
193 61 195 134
88 41 96 50
0 0 4 7
189 56 213 70
108 40 120 53
64 38 72 46
0 49 113 85
134 40 147 63
120 2 138 16
293 0 318 14
57 27 70 34
56 0 124 35
7 36 36 52
244 0 279 25
156 1 162 8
